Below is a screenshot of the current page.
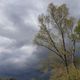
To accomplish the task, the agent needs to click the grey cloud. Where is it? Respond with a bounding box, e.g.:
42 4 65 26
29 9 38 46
4 0 40 46
65 0 80 18
0 46 48 71
0 0 48 71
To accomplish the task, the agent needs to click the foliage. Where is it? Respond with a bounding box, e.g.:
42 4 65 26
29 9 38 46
34 3 80 80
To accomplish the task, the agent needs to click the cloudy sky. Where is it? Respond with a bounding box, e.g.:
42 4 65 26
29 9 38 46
0 0 80 79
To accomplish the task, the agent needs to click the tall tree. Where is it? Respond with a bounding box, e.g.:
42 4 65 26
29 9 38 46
34 3 80 80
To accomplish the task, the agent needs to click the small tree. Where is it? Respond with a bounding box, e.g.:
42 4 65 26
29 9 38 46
34 3 80 80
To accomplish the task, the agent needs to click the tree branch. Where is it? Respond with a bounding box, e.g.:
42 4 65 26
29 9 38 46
37 43 64 61
43 24 62 55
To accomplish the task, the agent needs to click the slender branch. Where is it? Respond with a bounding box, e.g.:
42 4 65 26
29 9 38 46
73 39 76 56
51 13 70 77
44 24 62 55
37 43 64 61
72 39 77 68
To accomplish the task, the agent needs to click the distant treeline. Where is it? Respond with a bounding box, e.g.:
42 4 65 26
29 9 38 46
0 78 16 80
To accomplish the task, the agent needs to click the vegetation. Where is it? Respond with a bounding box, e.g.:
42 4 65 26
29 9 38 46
34 3 80 80
0 78 16 80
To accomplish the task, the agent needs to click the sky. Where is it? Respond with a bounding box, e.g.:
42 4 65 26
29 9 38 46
0 0 80 79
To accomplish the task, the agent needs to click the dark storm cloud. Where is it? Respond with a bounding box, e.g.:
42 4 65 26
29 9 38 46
0 0 40 70
0 0 38 46
0 1 50 74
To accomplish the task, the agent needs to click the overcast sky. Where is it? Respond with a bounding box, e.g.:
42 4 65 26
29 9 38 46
0 0 80 79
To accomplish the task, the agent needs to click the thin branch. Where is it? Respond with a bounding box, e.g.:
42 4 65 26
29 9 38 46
51 12 70 76
43 24 62 55
37 43 64 61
